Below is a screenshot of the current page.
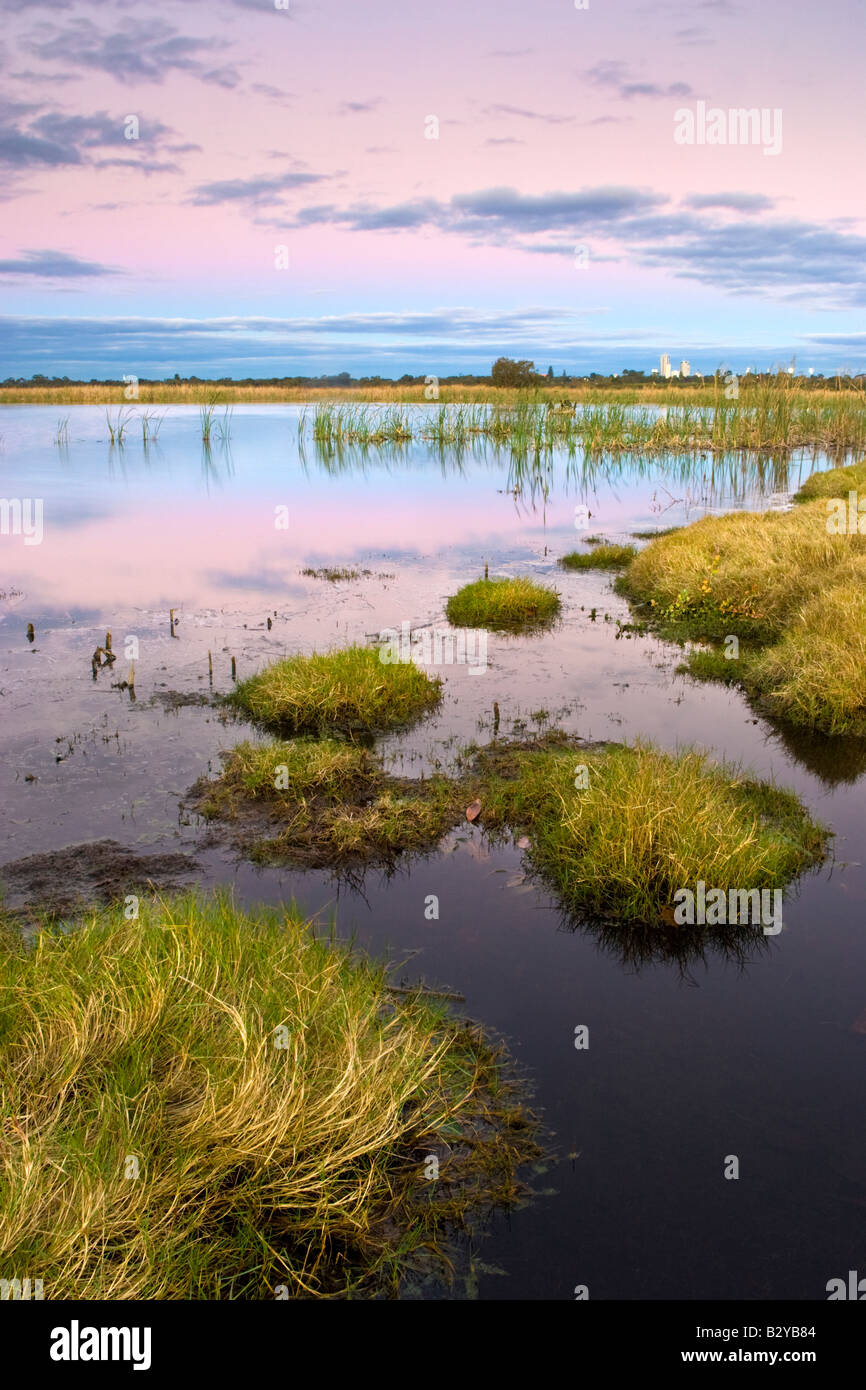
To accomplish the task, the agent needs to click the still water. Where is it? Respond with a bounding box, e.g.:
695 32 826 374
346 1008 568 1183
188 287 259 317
1 405 865 1300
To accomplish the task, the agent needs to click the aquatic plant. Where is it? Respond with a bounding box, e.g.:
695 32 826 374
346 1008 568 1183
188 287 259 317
446 576 561 630
471 739 827 924
559 543 637 570
230 643 442 735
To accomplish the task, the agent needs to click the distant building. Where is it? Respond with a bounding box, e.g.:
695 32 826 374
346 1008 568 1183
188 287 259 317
660 353 671 379
680 360 690 377
650 367 659 376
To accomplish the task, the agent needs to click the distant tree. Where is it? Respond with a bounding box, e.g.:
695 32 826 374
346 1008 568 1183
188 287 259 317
546 365 554 380
491 357 537 387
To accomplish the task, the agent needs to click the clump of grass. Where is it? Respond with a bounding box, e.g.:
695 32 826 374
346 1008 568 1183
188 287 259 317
301 566 368 582
445 576 560 630
230 644 442 735
195 738 463 866
104 406 133 446
631 526 683 539
470 739 827 924
793 458 866 503
617 492 866 733
559 543 636 570
677 646 746 685
0 891 539 1298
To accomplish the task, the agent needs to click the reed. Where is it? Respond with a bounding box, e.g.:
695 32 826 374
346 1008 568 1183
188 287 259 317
297 378 866 457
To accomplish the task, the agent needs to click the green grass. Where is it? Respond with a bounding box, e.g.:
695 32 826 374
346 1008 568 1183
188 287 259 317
196 739 462 865
677 647 746 686
0 892 539 1299
445 576 561 630
296 379 866 458
468 739 827 925
559 543 637 570
200 732 827 926
301 566 368 582
793 457 866 503
617 483 866 734
631 526 683 540
230 645 442 735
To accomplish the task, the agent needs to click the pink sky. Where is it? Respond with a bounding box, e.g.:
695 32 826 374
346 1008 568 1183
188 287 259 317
1 0 864 375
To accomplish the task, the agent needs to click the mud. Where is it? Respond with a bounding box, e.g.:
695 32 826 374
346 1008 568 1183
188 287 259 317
0 839 198 918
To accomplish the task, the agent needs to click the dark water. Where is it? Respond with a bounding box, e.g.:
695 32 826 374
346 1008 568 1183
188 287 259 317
1 405 864 1300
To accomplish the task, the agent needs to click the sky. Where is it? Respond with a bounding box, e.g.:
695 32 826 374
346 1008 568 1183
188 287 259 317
1 0 865 378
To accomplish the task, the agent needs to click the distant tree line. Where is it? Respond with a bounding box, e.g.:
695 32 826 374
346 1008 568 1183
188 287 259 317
2 363 861 389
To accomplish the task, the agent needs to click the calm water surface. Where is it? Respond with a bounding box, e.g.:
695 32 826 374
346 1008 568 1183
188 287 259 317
1 405 864 1300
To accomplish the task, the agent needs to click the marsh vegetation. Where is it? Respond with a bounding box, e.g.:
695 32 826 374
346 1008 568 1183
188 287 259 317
0 892 539 1298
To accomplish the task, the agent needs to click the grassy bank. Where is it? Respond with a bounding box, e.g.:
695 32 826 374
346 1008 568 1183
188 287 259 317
619 473 866 734
0 892 539 1299
446 576 561 630
197 733 827 924
230 645 441 735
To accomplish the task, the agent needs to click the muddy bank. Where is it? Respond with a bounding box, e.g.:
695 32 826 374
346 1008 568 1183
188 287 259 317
0 839 198 921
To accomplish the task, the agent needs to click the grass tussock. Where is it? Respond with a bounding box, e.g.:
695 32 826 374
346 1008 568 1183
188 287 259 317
445 576 560 631
195 739 462 865
469 739 827 924
559 543 637 570
0 892 540 1299
618 485 866 734
230 645 442 735
199 733 826 925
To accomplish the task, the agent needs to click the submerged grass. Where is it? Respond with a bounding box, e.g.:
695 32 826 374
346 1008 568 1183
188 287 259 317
619 479 866 734
230 644 442 735
559 543 637 570
0 891 539 1298
446 576 561 631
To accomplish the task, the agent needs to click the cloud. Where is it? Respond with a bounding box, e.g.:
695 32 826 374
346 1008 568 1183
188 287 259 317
0 106 178 172
252 83 293 102
0 249 119 278
484 103 575 125
8 69 79 85
584 61 693 101
683 191 776 213
288 181 866 306
337 100 382 115
294 186 666 240
190 170 328 207
636 219 866 302
20 17 241 87
1 311 859 380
